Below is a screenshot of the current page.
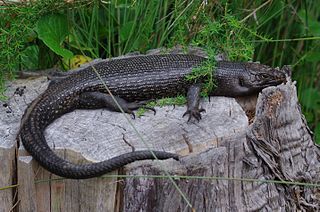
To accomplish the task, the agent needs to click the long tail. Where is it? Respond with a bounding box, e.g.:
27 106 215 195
19 121 179 179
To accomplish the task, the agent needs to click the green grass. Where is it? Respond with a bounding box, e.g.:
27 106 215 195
250 0 320 142
0 0 319 142
136 95 187 117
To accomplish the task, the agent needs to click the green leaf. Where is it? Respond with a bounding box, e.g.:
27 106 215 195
36 14 73 59
300 88 320 110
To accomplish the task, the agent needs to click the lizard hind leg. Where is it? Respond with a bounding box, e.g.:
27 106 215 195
78 92 155 117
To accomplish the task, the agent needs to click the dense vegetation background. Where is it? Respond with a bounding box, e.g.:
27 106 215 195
0 0 319 142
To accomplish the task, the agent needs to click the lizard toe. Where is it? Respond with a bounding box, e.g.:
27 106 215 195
183 108 206 122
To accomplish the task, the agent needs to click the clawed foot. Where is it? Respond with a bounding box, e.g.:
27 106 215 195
134 100 156 115
137 100 156 114
182 108 206 122
127 100 156 119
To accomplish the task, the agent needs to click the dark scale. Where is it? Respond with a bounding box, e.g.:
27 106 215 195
18 54 287 179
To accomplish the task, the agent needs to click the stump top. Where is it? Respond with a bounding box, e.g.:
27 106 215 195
1 75 248 162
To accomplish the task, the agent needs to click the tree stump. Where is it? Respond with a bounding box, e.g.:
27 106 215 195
1 51 319 211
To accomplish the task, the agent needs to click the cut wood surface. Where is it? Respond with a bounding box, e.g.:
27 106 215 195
1 49 319 211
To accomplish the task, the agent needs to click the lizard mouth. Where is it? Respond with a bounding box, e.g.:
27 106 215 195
263 80 283 86
260 70 287 87
254 75 286 88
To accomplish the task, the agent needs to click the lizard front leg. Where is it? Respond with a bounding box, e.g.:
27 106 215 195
183 84 206 121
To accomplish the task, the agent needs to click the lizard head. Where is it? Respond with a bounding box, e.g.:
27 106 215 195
243 62 287 89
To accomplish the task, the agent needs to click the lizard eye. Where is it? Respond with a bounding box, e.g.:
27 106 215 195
261 73 269 79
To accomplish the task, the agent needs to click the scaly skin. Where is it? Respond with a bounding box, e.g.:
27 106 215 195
18 54 286 179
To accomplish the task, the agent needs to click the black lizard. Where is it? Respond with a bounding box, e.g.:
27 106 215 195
18 54 286 179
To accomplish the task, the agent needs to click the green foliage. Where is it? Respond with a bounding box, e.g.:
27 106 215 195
169 2 257 61
67 0 177 58
156 96 187 107
169 4 258 96
20 45 39 70
190 14 256 61
297 10 320 36
185 58 216 97
0 72 5 100
250 0 320 143
300 88 320 110
315 125 320 144
36 14 73 59
0 0 86 78
136 96 187 117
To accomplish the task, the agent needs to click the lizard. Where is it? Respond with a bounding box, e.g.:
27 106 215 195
18 54 287 179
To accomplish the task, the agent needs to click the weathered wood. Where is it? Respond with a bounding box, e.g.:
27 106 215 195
120 79 320 211
1 48 319 211
17 156 37 211
243 81 320 211
17 149 119 211
0 145 16 212
0 81 22 212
